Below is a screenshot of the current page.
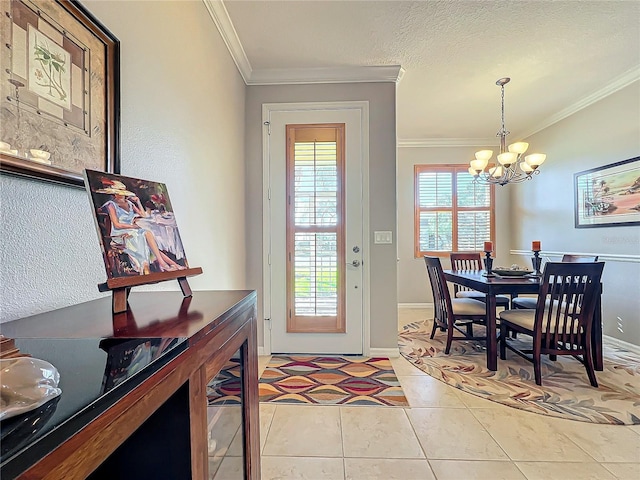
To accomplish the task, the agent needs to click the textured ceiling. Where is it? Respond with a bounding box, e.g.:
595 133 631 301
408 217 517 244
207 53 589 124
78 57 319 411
222 0 640 141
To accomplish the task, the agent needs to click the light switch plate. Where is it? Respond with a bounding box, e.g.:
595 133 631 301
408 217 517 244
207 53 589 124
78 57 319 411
374 231 392 244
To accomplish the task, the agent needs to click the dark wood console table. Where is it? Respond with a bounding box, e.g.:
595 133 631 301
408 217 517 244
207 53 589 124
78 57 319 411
0 290 259 480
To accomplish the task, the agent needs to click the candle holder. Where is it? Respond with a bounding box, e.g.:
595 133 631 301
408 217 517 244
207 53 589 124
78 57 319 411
531 250 542 276
483 251 494 277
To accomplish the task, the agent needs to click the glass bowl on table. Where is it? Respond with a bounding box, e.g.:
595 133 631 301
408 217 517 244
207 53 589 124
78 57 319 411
491 264 534 277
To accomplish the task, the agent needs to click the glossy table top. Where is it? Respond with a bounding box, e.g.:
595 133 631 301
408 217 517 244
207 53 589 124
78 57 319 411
0 336 187 473
443 269 542 294
0 290 256 341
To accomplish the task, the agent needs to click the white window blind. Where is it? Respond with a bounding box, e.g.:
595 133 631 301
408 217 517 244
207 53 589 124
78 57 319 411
415 165 494 256
292 141 339 316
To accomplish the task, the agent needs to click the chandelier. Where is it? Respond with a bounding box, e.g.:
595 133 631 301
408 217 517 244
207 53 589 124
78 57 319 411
469 77 546 186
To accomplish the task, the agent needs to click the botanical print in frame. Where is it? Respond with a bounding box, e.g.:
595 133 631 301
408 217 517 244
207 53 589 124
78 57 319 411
574 156 640 228
28 25 73 110
84 170 190 279
0 0 119 187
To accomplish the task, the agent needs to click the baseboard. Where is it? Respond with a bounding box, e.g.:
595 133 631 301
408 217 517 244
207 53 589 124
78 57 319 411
369 347 400 358
603 335 640 355
397 303 433 309
258 346 267 356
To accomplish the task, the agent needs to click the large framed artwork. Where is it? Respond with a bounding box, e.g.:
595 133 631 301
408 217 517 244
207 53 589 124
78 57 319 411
574 156 640 228
0 0 120 187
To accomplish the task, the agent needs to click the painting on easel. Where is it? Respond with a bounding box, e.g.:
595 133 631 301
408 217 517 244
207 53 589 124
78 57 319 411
84 170 190 279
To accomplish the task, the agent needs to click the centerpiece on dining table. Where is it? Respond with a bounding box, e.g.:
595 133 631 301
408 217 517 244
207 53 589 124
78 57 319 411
490 264 534 277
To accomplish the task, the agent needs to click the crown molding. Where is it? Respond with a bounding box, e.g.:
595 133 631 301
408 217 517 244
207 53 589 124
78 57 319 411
202 0 252 83
398 138 497 148
517 65 640 139
248 65 404 85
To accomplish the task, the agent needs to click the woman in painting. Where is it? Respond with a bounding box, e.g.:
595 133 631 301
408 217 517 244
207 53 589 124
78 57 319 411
97 180 185 274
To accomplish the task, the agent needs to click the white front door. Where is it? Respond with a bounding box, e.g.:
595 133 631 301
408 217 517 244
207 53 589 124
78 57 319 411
263 103 368 354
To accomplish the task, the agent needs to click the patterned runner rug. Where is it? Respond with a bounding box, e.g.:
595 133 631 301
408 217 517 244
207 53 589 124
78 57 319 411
259 356 409 406
207 358 242 406
399 321 640 425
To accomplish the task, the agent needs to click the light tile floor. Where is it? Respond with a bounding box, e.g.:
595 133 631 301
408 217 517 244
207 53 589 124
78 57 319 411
252 308 640 480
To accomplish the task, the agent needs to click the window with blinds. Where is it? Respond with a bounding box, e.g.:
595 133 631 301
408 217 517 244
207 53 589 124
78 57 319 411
286 124 346 333
414 164 494 256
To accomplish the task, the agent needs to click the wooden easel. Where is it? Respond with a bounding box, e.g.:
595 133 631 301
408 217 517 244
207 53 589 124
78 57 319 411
98 267 203 314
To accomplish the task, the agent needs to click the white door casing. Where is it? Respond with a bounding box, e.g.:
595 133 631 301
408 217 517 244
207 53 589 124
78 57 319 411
262 101 370 355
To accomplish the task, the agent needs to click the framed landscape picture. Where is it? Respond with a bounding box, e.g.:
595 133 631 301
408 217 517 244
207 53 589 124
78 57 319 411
0 0 120 187
84 170 190 279
574 156 640 228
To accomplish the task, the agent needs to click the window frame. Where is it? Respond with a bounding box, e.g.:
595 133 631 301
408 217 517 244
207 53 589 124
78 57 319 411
414 164 495 258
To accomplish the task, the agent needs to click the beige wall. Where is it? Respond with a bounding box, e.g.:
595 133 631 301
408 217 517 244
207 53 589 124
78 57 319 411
245 83 398 349
510 82 640 345
397 146 512 303
0 0 247 322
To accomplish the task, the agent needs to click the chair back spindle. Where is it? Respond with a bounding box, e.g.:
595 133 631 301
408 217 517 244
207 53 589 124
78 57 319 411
536 263 604 355
424 256 454 328
424 256 489 354
450 252 483 296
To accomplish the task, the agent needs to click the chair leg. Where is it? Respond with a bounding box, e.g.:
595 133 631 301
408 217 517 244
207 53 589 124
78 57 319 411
465 322 473 337
445 322 454 355
499 323 507 360
533 343 542 386
584 337 599 388
430 318 438 339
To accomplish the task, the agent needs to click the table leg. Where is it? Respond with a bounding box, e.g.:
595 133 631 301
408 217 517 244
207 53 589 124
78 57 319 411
485 294 498 371
592 288 603 371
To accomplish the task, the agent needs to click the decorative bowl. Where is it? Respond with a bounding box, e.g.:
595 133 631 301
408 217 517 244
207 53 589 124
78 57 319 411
491 268 534 277
0 357 62 421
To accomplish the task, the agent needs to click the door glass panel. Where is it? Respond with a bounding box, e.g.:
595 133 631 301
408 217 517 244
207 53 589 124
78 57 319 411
206 350 244 479
293 142 338 226
286 125 345 333
294 232 338 316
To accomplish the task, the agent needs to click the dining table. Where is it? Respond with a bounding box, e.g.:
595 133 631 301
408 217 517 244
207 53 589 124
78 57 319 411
442 269 603 372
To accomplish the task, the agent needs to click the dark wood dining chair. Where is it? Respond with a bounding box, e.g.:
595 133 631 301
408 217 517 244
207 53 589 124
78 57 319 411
450 252 511 308
499 261 605 386
424 256 488 354
512 254 599 309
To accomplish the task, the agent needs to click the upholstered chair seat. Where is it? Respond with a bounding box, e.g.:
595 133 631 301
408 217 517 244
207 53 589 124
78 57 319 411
511 296 537 309
452 298 488 316
500 309 580 334
457 290 511 307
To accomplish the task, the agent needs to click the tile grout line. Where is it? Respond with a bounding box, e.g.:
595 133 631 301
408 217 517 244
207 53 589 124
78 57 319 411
544 423 606 464
260 404 277 455
402 405 440 478
466 408 529 464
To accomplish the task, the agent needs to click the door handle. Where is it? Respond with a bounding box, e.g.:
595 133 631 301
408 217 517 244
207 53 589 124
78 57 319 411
347 260 361 267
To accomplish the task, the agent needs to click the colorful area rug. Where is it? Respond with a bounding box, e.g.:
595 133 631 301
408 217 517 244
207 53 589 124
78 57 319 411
207 359 242 406
399 321 640 425
259 356 409 406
